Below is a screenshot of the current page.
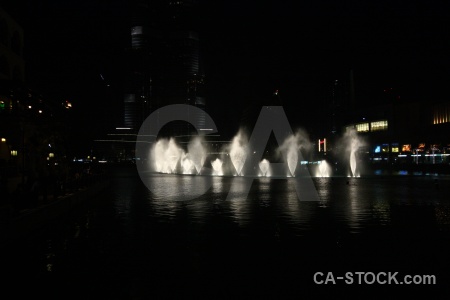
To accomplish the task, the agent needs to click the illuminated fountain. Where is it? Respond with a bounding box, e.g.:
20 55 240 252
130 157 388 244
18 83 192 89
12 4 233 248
344 128 364 177
316 160 332 177
277 129 312 177
259 159 270 176
227 130 248 176
211 158 223 176
181 154 194 174
188 136 207 174
152 138 184 173
149 128 339 179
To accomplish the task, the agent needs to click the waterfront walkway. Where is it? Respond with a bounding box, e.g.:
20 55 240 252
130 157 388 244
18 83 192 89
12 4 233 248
0 173 110 243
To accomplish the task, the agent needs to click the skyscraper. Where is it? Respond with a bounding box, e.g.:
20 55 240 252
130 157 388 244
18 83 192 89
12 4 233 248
124 0 206 140
0 6 25 82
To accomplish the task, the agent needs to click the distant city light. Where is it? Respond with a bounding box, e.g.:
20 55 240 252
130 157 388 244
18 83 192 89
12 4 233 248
38 110 42 114
11 150 18 156
64 100 72 109
28 105 32 109
1 138 5 142
318 138 326 152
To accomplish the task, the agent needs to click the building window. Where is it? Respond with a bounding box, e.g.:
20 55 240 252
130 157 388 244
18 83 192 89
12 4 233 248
355 123 369 132
370 120 388 131
402 144 411 152
432 103 450 124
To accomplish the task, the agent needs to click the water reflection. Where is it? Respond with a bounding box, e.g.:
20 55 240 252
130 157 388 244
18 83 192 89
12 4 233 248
144 173 212 201
227 177 253 227
4 166 450 298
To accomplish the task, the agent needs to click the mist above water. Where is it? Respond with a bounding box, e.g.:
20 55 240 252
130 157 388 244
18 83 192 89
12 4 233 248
227 129 249 176
152 138 183 174
316 160 332 177
188 136 207 174
341 128 365 177
259 159 270 176
211 158 223 176
148 126 363 178
277 129 312 176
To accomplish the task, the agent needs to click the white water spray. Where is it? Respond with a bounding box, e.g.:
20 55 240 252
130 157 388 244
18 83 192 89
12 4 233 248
187 136 207 174
211 158 223 176
259 159 270 176
277 129 311 177
228 130 248 176
316 160 331 177
344 128 363 177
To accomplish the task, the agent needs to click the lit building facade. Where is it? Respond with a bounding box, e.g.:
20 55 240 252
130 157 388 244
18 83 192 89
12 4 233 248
342 99 450 170
94 0 207 161
123 0 206 138
432 102 450 125
0 6 73 191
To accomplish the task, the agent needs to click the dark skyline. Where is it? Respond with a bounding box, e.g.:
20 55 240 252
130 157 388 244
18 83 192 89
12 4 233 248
3 0 450 139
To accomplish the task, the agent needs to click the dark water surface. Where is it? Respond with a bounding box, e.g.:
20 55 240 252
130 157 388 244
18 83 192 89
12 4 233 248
2 165 450 299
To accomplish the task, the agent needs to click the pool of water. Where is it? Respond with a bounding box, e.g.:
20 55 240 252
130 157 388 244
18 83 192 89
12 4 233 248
2 165 450 298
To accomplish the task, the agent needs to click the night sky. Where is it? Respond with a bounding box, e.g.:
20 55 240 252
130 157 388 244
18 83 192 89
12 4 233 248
4 0 450 142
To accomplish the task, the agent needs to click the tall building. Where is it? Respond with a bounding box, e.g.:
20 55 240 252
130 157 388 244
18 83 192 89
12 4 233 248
1 6 73 191
123 0 206 139
0 6 25 82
